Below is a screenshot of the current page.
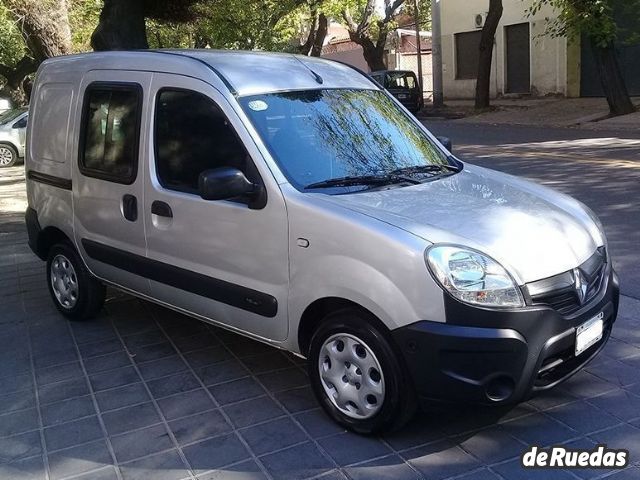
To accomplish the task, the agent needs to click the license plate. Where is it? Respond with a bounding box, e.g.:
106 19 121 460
397 94 409 99
575 312 604 356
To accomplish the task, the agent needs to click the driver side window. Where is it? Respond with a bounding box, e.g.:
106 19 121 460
154 89 250 195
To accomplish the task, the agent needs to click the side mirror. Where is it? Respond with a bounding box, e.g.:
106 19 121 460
436 136 452 152
198 167 259 202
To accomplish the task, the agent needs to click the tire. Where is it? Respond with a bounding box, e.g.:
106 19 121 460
308 308 417 434
0 144 17 167
46 242 106 320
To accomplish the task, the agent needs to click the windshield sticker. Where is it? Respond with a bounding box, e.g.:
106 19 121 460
248 100 268 111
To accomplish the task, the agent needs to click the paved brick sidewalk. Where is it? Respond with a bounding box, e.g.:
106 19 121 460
1 167 640 480
421 97 640 131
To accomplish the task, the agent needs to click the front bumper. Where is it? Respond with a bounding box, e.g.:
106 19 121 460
392 270 620 406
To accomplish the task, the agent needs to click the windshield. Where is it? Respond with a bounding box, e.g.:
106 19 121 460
239 89 453 193
0 108 27 125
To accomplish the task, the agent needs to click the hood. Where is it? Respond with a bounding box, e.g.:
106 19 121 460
320 164 603 284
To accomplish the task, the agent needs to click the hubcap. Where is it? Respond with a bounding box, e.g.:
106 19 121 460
318 333 385 419
50 254 79 309
0 147 13 166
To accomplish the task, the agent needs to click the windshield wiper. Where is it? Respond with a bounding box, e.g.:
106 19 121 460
305 174 419 190
389 163 461 177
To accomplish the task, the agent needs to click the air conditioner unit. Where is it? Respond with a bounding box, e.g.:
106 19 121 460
474 12 488 29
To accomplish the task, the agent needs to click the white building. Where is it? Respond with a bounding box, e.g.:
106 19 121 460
440 0 572 99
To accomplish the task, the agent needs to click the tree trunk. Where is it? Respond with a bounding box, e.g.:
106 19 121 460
590 39 635 116
310 14 328 57
300 12 328 57
1 0 72 103
350 34 386 71
91 0 149 51
299 11 318 55
343 0 403 72
475 0 502 109
5 0 72 59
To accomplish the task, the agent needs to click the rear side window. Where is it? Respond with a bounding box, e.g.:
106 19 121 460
79 84 142 184
386 72 417 89
13 116 27 129
154 89 250 195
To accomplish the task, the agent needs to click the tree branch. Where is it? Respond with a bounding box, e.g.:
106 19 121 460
311 13 328 56
342 8 358 33
0 56 38 88
358 0 377 34
383 0 405 23
300 9 318 55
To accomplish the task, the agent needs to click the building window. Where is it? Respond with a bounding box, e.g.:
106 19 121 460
80 84 142 184
455 31 482 80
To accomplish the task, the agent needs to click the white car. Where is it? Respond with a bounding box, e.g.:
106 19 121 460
0 108 28 167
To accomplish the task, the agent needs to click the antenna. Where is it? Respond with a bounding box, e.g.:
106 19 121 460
292 55 324 85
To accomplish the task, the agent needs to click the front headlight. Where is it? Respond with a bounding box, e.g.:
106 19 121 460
426 245 524 308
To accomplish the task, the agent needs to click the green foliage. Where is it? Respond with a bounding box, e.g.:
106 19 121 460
69 0 101 52
322 0 361 20
145 0 310 51
0 3 25 66
1 0 419 63
201 0 306 50
147 21 195 49
401 0 432 31
526 0 640 47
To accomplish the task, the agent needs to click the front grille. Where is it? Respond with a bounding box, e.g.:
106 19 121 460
526 247 607 316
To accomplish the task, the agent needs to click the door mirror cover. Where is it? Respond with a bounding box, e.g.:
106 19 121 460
198 167 257 202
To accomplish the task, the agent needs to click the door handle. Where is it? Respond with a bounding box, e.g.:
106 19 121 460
151 200 173 218
122 194 138 222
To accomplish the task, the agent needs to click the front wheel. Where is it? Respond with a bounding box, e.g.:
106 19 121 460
46 243 106 320
308 309 417 434
0 144 17 167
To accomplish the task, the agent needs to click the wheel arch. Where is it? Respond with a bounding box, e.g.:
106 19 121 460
0 141 19 151
34 226 73 260
297 297 392 357
0 141 19 162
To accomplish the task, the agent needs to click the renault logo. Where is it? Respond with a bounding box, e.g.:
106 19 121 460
574 268 588 304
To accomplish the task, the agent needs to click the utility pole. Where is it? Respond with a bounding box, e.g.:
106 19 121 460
413 0 424 100
431 0 444 107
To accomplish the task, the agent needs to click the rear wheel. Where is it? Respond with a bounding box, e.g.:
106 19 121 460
47 243 105 320
308 308 417 434
0 144 17 167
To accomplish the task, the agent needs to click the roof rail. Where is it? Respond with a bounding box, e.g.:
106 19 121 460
151 50 237 96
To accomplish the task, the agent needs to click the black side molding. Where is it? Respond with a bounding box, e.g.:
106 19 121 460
81 239 278 318
25 207 45 259
27 170 72 190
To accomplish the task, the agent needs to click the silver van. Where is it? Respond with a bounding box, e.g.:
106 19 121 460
25 51 618 434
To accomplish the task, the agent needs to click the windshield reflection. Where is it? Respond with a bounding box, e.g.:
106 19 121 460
240 89 452 193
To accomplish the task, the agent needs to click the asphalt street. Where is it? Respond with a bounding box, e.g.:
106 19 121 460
424 120 640 300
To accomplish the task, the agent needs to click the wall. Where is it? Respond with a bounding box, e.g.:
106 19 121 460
395 52 434 97
440 0 568 99
322 41 371 72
